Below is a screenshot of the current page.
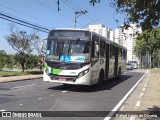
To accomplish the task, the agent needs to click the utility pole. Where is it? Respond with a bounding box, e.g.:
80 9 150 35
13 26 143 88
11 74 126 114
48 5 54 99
74 10 88 29
57 0 60 11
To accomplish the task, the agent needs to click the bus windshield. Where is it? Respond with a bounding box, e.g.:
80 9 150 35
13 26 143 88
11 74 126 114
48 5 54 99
46 39 90 63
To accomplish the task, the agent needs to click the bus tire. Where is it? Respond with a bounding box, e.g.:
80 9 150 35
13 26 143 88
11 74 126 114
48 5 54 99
98 70 104 86
117 67 121 79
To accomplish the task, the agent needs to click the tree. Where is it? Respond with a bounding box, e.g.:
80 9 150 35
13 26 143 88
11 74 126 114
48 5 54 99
5 54 17 69
5 25 40 72
0 50 7 70
89 0 160 31
135 27 160 68
25 55 39 70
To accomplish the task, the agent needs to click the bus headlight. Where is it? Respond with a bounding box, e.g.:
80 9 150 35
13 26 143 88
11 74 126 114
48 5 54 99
45 68 49 75
78 69 89 78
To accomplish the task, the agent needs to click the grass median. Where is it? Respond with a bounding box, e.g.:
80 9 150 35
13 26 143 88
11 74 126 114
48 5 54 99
151 68 160 75
0 70 43 77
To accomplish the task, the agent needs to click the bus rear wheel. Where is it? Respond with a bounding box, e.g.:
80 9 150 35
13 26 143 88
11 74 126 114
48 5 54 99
98 70 104 86
117 67 121 79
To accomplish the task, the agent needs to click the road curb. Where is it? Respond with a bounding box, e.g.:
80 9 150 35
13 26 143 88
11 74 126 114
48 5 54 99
0 76 43 83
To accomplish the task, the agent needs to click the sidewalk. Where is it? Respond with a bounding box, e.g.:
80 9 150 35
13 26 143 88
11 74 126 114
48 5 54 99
114 69 160 120
0 74 43 83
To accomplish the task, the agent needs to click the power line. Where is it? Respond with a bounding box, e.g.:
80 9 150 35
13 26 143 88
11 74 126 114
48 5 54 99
0 12 50 31
35 0 73 21
61 0 95 25
0 3 54 29
0 16 48 33
0 11 50 33
61 0 77 11
70 0 85 11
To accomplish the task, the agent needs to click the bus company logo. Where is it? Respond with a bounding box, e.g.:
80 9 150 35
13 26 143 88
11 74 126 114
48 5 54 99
2 112 11 117
71 56 85 62
75 57 85 61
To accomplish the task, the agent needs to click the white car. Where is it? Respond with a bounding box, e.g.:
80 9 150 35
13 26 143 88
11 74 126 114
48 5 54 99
129 60 138 69
126 63 134 70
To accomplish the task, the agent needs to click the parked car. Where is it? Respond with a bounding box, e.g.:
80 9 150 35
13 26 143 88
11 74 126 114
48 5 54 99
126 63 134 70
129 60 138 69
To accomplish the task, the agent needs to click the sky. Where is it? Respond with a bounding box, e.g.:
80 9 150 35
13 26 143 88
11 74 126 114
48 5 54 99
0 0 126 54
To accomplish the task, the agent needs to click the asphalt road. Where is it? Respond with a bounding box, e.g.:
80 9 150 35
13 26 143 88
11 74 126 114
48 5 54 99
0 69 147 120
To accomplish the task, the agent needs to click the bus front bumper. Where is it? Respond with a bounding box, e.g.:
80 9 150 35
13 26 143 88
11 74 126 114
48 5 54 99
43 71 91 85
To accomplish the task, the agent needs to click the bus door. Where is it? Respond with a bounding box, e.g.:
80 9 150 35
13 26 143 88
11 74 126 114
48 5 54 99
114 47 118 76
105 43 109 79
108 44 115 78
91 35 99 84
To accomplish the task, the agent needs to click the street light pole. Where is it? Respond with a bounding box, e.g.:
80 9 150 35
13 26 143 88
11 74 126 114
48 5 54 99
74 10 88 29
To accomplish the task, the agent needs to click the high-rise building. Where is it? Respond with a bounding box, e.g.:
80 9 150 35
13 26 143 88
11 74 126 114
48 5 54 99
114 24 142 62
88 24 114 41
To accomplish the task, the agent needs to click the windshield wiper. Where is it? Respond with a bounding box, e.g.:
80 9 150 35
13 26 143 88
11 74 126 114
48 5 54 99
75 38 80 44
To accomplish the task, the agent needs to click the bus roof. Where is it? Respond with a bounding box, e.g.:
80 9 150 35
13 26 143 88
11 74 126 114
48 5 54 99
52 28 88 31
49 28 126 49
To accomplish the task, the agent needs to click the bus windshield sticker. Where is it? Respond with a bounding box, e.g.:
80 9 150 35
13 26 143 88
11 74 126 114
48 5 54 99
46 50 50 54
60 56 85 62
60 55 71 62
70 56 85 62
60 55 65 61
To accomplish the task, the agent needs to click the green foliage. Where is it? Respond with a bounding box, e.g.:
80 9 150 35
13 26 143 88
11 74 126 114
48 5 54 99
0 50 7 70
25 55 40 70
135 27 160 67
0 70 43 77
5 25 40 72
5 54 17 69
89 0 160 31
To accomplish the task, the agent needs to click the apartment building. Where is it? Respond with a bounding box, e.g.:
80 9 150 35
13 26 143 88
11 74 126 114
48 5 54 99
88 24 114 41
114 24 142 62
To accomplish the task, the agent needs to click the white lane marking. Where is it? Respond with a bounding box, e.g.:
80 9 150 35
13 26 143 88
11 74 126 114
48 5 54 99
38 98 42 100
50 95 54 96
142 88 145 91
146 74 150 82
0 110 6 111
140 93 143 97
11 84 37 89
130 116 135 120
144 83 147 87
135 101 141 108
104 70 148 120
62 90 68 93
19 104 23 106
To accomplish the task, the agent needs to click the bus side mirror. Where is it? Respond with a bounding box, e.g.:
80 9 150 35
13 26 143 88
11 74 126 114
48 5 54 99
94 44 99 57
40 38 47 54
96 44 99 52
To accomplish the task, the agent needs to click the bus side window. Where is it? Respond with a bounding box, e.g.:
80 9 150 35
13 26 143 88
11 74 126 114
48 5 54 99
91 35 99 66
109 44 115 59
100 39 105 57
92 35 99 58
119 48 122 59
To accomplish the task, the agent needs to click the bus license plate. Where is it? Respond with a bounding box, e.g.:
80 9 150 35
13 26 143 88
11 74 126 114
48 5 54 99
58 77 66 81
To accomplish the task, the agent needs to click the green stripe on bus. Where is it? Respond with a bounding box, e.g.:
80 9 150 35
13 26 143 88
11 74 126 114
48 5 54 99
53 69 62 74
50 68 62 75
51 68 54 74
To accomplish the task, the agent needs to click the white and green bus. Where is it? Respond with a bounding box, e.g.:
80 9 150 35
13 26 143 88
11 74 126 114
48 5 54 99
41 29 127 85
